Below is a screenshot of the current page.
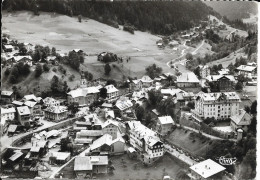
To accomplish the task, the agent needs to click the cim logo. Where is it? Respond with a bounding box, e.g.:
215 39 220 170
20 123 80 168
216 156 237 166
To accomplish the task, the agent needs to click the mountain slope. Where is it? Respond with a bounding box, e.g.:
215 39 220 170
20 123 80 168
204 1 258 20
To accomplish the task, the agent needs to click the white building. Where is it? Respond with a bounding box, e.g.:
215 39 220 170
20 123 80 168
236 65 257 79
105 85 119 100
157 116 175 136
189 159 226 179
140 76 153 87
176 72 200 88
102 120 119 139
1 107 16 126
198 65 210 79
44 106 68 121
192 92 241 121
43 97 60 107
115 97 133 112
126 121 164 165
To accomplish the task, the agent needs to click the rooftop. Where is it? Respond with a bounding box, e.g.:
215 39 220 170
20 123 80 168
236 65 256 72
231 109 251 126
17 106 31 116
105 85 119 94
1 90 13 96
74 156 108 171
177 72 200 83
206 75 235 82
44 106 68 114
1 107 16 114
196 92 240 102
158 116 175 125
190 159 226 179
67 86 100 98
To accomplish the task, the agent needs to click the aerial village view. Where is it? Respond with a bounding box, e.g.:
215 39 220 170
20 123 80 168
0 1 258 180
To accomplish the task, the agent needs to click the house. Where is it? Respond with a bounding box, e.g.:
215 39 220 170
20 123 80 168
67 81 100 106
89 134 113 154
105 110 115 119
49 152 71 165
218 68 230 75
230 109 251 132
157 116 175 136
3 45 14 52
132 90 148 101
161 88 183 97
110 137 125 154
191 92 241 121
1 91 15 103
102 120 119 139
84 113 103 130
12 100 24 107
43 97 60 107
126 121 164 165
23 94 42 103
140 76 153 87
236 65 257 79
74 156 108 178
1 107 16 127
129 79 143 91
105 85 119 100
72 49 83 54
247 62 257 67
115 97 133 112
17 106 31 126
29 140 48 160
189 159 226 179
206 75 236 91
23 101 39 115
198 65 210 79
176 72 200 88
44 106 68 121
22 42 34 51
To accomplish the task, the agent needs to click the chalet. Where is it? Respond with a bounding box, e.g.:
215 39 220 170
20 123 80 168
198 65 210 79
74 156 108 178
176 72 200 88
157 116 175 136
76 130 103 141
17 106 31 126
105 84 119 100
49 152 71 165
129 79 143 91
44 106 68 121
230 109 251 132
3 45 14 52
236 65 257 79
140 76 153 87
102 120 119 139
24 100 42 115
43 97 60 107
189 159 226 180
72 49 83 54
1 91 15 103
206 75 236 91
29 140 48 160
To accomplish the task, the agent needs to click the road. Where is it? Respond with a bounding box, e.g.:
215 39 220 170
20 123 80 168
166 40 205 69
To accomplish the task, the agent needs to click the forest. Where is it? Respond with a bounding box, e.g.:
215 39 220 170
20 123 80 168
3 0 218 35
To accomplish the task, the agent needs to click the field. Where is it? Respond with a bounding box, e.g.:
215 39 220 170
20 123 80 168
2 11 178 82
166 128 219 158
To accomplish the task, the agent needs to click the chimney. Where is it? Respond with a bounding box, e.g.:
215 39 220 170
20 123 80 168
239 109 242 115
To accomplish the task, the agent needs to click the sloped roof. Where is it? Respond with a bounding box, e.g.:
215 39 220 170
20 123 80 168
102 119 118 128
236 65 256 72
177 72 199 83
161 88 183 96
44 106 68 114
8 124 18 133
51 152 70 161
9 151 23 161
67 86 100 98
116 99 133 111
24 101 37 108
206 75 235 82
231 109 251 126
1 90 13 96
17 106 31 115
90 134 113 151
196 92 240 102
77 130 103 137
105 85 119 94
74 156 108 171
1 107 16 114
140 76 153 83
158 116 174 125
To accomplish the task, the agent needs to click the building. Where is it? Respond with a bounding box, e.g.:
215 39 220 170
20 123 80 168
105 85 119 100
17 106 31 126
43 97 60 107
74 156 108 178
161 88 183 97
3 44 14 52
192 92 241 121
230 109 251 132
76 130 103 140
198 65 210 79
102 120 119 139
236 65 257 79
189 159 226 179
24 101 40 115
89 134 113 153
129 79 143 91
218 68 230 75
206 75 236 91
1 107 16 133
115 97 133 112
49 152 71 165
29 140 48 160
176 72 200 88
67 77 100 106
126 121 164 165
44 106 68 121
1 91 15 103
140 76 153 87
157 116 175 136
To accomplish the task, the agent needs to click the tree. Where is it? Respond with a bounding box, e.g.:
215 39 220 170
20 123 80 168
244 149 256 173
244 106 251 114
35 64 43 77
4 68 10 76
68 51 81 70
63 81 68 94
187 101 195 109
250 100 257 114
51 75 60 93
186 52 193 60
99 87 107 99
145 64 162 79
78 15 82 23
135 106 145 121
104 63 111 75
51 47 56 56
19 46 27 55
68 102 79 114
235 82 243 91
9 66 19 83
43 63 50 72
